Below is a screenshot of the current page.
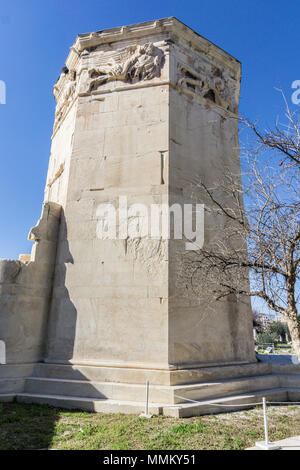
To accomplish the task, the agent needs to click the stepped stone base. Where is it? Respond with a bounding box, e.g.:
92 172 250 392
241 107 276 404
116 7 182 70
1 362 300 417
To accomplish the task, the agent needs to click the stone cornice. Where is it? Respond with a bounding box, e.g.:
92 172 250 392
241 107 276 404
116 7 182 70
65 17 240 79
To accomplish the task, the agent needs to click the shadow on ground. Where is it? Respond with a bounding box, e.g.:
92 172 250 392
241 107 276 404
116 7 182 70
1 402 300 450
0 402 61 450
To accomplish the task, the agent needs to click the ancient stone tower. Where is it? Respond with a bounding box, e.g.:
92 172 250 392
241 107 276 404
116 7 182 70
2 18 294 416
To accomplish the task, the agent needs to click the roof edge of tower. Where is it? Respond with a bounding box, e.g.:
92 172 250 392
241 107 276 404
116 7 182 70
65 17 241 76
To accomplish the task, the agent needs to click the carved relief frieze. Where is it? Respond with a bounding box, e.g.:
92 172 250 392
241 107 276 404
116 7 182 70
53 69 77 130
177 62 237 113
86 42 164 93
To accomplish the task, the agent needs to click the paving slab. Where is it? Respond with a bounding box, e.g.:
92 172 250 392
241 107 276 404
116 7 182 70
247 435 300 450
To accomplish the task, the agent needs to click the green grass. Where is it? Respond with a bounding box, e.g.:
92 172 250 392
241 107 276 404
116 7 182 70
0 402 299 450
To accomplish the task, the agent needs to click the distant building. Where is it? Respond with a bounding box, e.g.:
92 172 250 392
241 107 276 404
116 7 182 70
255 312 286 331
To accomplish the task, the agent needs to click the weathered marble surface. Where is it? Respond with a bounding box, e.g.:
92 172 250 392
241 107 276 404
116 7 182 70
0 202 61 363
0 19 255 394
43 17 255 369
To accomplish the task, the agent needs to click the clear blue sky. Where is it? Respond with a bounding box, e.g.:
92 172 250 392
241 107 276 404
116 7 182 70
0 0 299 260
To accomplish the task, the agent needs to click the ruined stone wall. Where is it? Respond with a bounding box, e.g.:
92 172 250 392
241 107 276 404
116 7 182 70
0 203 61 363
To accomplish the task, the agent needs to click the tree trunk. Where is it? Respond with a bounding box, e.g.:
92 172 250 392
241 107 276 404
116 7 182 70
286 313 300 361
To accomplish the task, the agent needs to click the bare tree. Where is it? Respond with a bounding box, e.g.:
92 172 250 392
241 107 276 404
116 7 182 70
184 97 300 358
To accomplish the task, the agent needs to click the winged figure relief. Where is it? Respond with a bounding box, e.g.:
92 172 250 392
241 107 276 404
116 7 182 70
87 43 163 92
